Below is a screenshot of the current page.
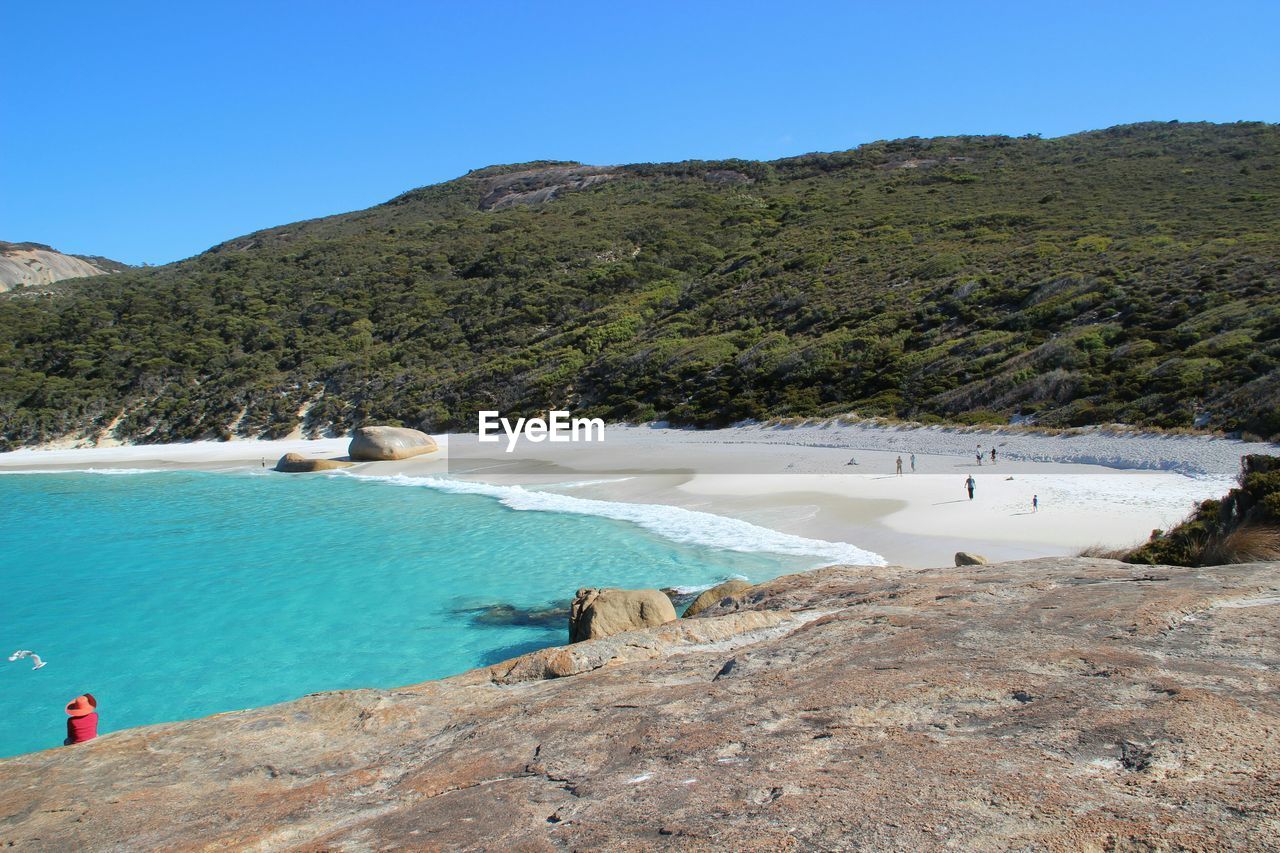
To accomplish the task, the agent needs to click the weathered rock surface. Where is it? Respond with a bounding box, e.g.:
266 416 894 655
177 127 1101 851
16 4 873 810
470 164 618 211
274 452 354 473
569 587 677 642
2 557 1278 850
348 426 438 461
682 578 752 618
0 241 125 292
955 550 988 566
703 168 753 185
495 610 796 684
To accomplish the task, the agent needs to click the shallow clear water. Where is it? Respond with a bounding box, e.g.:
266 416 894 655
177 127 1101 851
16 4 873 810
0 470 837 758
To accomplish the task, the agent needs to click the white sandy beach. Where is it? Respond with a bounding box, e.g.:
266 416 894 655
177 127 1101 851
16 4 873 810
1 424 1271 568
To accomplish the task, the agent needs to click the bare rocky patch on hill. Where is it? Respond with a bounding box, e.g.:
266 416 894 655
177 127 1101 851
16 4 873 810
0 241 125 293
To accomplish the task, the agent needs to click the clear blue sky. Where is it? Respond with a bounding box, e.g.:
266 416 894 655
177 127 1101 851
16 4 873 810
3 1 1277 265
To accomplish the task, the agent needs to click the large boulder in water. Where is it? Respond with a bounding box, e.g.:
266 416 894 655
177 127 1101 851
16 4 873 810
348 426 438 461
682 579 753 618
569 588 677 643
275 453 354 473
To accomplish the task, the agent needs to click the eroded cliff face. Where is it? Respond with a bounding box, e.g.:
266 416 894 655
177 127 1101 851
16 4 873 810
1 557 1277 850
0 242 123 292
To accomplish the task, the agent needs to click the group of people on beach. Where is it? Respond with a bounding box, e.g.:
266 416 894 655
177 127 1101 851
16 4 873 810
966 473 1038 511
883 448 1038 512
889 446 1001 475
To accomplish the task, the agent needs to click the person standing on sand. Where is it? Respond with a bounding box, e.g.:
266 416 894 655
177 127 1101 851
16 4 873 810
976 450 983 466
991 447 997 464
64 694 98 745
1032 495 1039 512
896 456 903 476
910 453 916 473
965 475 976 500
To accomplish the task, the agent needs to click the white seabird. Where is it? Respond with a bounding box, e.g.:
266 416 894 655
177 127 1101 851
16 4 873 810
8 650 47 670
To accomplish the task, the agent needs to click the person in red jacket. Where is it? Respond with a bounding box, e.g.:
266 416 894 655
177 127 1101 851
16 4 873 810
64 694 98 745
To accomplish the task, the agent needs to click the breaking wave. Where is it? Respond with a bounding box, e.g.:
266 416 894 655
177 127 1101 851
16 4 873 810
343 472 886 567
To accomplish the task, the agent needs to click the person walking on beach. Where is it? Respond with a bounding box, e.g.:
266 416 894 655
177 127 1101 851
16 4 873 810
64 694 98 745
976 450 983 466
896 456 903 476
910 453 916 472
1032 494 1039 513
965 475 976 501
991 446 997 464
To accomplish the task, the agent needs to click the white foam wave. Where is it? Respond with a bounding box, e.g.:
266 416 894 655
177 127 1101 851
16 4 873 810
551 477 637 488
0 467 159 476
667 575 750 596
341 472 886 567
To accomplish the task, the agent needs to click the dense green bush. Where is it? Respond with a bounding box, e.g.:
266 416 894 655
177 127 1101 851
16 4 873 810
1125 455 1280 566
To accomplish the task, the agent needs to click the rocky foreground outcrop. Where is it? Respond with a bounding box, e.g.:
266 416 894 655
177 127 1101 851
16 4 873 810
1 557 1278 849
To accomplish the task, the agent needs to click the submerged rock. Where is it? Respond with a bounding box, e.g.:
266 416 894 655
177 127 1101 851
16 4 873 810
955 551 988 566
348 426 438 461
682 578 753 618
659 587 698 608
466 602 569 628
568 587 677 642
274 453 354 473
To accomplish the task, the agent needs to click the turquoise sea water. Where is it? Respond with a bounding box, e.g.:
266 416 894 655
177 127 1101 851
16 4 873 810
0 470 858 758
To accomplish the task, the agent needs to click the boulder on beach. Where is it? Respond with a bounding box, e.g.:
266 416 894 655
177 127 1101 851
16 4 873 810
348 426 438 461
275 453 354 473
682 578 753 618
955 552 988 566
569 587 677 643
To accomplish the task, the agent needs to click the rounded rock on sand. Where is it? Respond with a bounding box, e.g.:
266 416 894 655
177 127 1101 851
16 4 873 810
275 453 354 473
348 426 438 461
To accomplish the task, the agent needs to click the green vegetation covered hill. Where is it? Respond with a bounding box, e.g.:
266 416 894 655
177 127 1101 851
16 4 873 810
1 121 1278 447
